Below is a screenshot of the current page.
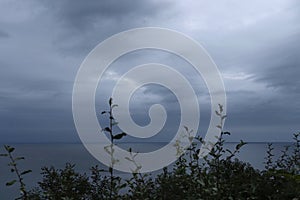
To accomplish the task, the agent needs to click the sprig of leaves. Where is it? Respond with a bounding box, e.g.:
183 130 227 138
1 145 32 200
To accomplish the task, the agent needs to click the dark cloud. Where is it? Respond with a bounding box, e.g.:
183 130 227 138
39 0 174 55
251 34 300 94
43 0 172 29
0 0 299 143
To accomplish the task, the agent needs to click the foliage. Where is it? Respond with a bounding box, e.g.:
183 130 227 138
31 163 91 199
100 98 127 199
0 145 32 200
1 102 300 199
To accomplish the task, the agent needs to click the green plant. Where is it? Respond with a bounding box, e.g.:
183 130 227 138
101 97 127 199
1 103 300 199
0 145 32 200
123 148 156 200
30 163 91 199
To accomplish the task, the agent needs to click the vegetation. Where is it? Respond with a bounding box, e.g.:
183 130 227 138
1 103 299 199
0 145 32 199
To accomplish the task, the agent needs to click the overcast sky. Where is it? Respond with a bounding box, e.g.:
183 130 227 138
0 0 299 143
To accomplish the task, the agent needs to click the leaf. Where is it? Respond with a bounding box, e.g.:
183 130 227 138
101 111 106 114
20 170 32 175
112 122 119 126
218 104 223 112
236 140 247 150
0 153 8 157
109 98 113 106
216 125 222 129
221 115 227 119
104 146 111 155
103 127 111 132
6 180 16 186
223 131 231 135
215 111 221 116
5 146 15 153
112 104 118 109
226 149 232 154
193 154 199 160
125 157 133 162
15 157 25 161
184 126 189 132
197 179 205 186
8 162 16 167
113 133 127 140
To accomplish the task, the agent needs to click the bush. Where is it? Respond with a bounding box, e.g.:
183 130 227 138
1 103 299 199
2 133 299 200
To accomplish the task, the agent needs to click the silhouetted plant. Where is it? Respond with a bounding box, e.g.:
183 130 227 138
101 97 127 199
31 163 90 199
264 143 275 170
1 103 300 199
0 145 32 200
123 148 156 200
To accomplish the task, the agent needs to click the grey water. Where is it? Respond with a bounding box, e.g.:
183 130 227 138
0 142 294 199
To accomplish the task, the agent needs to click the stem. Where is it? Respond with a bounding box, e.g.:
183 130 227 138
7 149 27 200
109 100 114 200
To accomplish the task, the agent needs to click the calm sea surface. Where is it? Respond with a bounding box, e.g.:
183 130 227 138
0 142 294 199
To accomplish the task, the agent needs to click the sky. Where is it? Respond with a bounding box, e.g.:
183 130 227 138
0 0 299 143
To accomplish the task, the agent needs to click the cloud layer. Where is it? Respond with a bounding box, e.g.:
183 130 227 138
0 0 299 143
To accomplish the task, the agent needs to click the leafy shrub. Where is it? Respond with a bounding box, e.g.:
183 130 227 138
1 103 299 199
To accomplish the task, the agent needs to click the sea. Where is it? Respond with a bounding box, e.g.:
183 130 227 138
0 142 294 199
